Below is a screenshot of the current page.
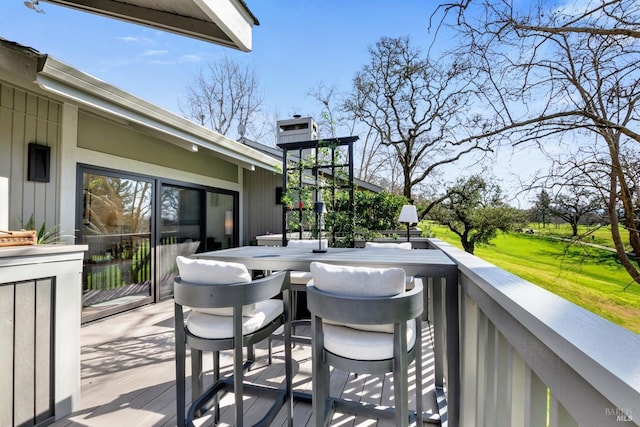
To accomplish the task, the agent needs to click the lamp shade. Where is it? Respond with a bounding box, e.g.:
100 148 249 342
314 201 327 214
398 204 418 224
224 211 233 235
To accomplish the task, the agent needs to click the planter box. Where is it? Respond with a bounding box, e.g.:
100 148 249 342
0 244 87 425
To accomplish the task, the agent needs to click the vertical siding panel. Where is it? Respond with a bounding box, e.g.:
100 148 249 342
11 89 28 227
243 168 282 244
495 332 510 427
484 321 497 427
0 84 13 178
46 101 60 226
475 312 487 426
529 372 547 427
0 283 14 427
2 83 61 230
33 97 49 225
12 86 25 112
14 280 36 426
34 278 53 424
460 293 478 426
26 92 38 117
510 351 527 427
23 92 38 224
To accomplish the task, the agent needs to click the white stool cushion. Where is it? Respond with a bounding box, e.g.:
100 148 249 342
176 256 256 316
310 262 405 297
364 241 412 250
290 270 313 285
309 262 406 334
323 320 416 361
287 239 328 250
186 299 284 339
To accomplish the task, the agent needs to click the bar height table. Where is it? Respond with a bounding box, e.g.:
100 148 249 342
196 246 459 425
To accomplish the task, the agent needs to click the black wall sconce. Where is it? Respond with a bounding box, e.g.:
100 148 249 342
28 143 50 183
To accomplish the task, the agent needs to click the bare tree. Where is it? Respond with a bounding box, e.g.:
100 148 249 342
307 81 396 187
434 0 640 286
181 55 264 140
343 36 492 201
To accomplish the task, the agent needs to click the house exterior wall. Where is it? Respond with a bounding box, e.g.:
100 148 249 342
0 79 246 244
243 167 282 245
0 81 61 231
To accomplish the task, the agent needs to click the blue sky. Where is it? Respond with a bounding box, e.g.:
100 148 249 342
1 1 440 118
1 0 545 207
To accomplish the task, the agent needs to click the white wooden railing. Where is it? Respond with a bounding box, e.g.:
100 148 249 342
429 239 640 427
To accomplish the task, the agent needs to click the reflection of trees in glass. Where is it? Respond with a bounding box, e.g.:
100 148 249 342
83 175 151 235
161 186 181 224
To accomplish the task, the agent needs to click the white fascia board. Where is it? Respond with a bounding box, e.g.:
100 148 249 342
194 0 253 52
37 57 278 172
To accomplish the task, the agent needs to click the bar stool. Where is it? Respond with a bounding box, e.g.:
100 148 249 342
307 261 423 427
174 256 293 427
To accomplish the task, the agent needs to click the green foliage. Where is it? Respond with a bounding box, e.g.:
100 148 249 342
20 213 72 244
355 191 408 230
429 176 526 253
330 190 408 235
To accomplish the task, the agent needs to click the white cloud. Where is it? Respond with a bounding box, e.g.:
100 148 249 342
179 54 203 63
118 35 152 44
141 49 168 57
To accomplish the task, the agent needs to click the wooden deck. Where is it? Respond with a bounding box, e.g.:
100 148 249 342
51 299 441 427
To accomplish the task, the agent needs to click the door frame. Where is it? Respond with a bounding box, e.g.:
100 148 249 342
76 165 240 322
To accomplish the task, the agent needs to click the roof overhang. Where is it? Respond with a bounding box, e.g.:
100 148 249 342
35 55 279 172
40 0 258 51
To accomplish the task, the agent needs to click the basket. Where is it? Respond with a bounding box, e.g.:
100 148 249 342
0 230 38 247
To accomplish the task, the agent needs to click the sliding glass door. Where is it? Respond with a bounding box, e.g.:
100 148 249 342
158 184 203 299
78 166 239 322
79 169 153 323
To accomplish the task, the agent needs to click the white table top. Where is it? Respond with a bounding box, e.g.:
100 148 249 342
196 245 456 277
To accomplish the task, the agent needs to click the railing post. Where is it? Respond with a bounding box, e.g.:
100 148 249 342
432 277 445 388
445 267 460 426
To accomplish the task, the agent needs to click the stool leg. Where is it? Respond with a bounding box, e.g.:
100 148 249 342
393 323 409 427
415 319 423 426
213 351 220 424
284 289 293 427
175 306 186 427
191 349 203 418
312 315 329 426
233 310 244 427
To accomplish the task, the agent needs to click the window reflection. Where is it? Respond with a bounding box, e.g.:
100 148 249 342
81 173 152 321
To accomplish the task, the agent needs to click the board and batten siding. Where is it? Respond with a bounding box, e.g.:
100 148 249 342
243 167 282 244
0 277 55 427
0 82 61 231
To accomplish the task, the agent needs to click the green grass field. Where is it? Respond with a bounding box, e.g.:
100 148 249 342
425 223 640 334
528 223 631 251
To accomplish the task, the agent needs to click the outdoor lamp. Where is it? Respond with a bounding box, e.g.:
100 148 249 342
314 201 327 253
224 211 233 247
398 204 418 242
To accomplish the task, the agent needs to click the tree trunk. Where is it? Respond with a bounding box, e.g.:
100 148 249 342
608 171 640 287
461 231 475 254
